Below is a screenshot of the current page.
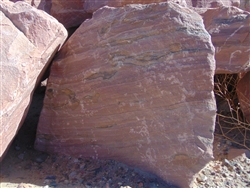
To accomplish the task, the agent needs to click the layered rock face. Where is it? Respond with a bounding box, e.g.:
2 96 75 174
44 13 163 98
237 72 250 123
0 1 67 161
35 3 216 187
201 6 250 73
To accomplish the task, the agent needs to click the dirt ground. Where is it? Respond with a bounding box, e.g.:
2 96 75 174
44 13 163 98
0 87 250 188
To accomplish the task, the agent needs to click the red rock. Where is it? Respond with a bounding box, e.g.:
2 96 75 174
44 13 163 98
9 0 90 28
237 71 250 123
0 1 67 161
9 0 51 13
240 0 250 11
84 0 187 13
201 6 250 73
11 0 187 28
186 0 240 8
35 2 216 187
50 0 91 29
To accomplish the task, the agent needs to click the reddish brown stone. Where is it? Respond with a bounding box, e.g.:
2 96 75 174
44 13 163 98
240 0 250 11
186 0 240 8
35 2 216 187
84 0 187 13
237 71 250 123
202 6 250 73
0 1 67 161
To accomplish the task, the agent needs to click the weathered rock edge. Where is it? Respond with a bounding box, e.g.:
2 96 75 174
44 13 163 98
35 2 216 187
0 1 67 161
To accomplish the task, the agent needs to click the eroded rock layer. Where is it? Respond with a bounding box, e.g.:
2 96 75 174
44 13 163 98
35 2 216 187
0 1 67 161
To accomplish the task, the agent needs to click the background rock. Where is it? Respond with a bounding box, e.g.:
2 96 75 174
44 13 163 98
186 0 240 8
237 71 250 123
10 0 187 28
49 0 91 29
201 6 250 73
0 1 67 161
240 0 250 11
35 2 216 187
84 0 187 13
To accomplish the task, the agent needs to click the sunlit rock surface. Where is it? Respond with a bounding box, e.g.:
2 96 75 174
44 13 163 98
201 6 250 73
35 3 216 187
0 1 67 161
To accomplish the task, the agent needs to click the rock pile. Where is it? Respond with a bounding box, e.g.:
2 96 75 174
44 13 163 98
1 0 249 187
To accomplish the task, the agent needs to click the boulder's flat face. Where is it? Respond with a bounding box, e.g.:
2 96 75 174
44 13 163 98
202 6 250 74
0 1 67 161
237 72 250 123
35 2 216 187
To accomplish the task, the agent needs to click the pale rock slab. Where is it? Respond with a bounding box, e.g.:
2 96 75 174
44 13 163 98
0 1 67 161
35 2 216 187
201 6 250 73
237 71 250 123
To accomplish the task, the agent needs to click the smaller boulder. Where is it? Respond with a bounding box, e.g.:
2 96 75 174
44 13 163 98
202 6 250 73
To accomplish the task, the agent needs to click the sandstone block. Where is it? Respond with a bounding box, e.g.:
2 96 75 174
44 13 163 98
0 1 67 161
201 6 250 74
35 2 216 187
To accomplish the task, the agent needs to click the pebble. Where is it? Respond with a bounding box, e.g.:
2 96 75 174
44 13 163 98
45 175 56 180
34 153 48 163
50 181 57 187
245 150 250 159
18 153 25 160
15 145 21 151
196 174 208 183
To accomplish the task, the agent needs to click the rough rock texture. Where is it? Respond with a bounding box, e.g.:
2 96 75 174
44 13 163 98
35 3 216 187
84 0 187 13
0 1 67 161
237 71 250 123
240 0 250 11
9 0 51 13
9 0 91 28
10 0 187 28
201 6 250 74
186 0 240 8
49 0 92 29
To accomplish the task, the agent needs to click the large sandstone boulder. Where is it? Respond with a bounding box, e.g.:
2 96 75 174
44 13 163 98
201 6 250 73
237 72 250 123
35 2 216 187
0 1 67 161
